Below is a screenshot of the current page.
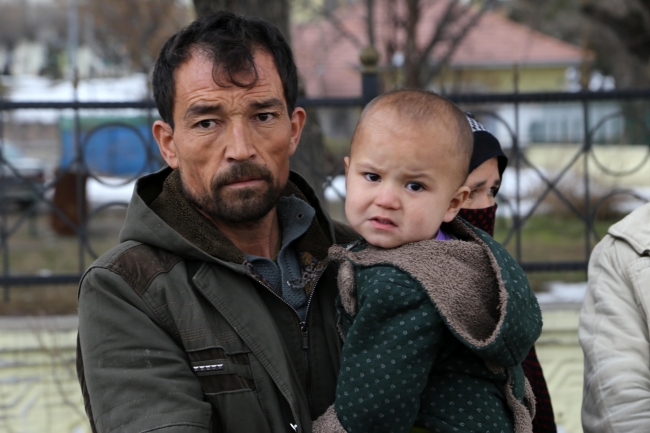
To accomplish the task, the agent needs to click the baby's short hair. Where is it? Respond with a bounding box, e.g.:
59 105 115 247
352 89 473 185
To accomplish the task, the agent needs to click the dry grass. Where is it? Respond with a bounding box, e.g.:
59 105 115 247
0 206 126 314
494 214 617 292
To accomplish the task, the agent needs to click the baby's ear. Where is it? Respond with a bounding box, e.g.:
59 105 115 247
444 186 471 222
344 156 351 176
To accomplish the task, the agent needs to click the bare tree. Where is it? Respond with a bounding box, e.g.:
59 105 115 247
508 0 650 88
582 0 650 85
314 0 498 89
86 0 191 74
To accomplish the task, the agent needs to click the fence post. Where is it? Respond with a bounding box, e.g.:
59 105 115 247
360 46 380 105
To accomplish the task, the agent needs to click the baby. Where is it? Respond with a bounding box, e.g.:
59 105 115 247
314 90 542 433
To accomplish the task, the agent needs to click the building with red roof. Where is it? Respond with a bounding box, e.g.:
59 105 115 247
291 1 589 98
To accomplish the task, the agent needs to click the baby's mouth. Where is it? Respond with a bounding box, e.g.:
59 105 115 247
370 217 397 227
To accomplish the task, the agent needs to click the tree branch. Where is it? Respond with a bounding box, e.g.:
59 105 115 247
583 0 650 61
422 0 498 85
324 7 365 48
417 0 461 70
367 0 376 47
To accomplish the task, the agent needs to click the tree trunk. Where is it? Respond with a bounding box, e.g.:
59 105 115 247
193 0 327 201
404 0 421 88
291 107 326 202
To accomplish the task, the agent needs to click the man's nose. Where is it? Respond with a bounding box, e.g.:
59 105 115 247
374 184 400 209
224 119 256 162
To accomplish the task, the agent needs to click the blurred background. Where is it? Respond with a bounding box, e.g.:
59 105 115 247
1 0 649 432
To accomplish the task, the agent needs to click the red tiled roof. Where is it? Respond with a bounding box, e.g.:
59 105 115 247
291 1 587 97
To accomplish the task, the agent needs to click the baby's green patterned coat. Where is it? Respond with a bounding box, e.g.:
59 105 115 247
314 218 542 433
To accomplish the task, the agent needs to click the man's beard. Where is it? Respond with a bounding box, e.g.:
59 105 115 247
180 161 284 225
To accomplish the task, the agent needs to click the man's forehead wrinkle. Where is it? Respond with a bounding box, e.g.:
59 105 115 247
184 103 223 121
250 97 284 110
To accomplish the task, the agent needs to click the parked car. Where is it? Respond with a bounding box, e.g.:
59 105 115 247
0 142 46 209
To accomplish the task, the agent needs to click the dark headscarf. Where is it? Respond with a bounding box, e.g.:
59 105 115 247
458 114 508 236
466 113 508 180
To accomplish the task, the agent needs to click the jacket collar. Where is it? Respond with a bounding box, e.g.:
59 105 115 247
607 202 650 255
119 166 334 267
329 217 541 365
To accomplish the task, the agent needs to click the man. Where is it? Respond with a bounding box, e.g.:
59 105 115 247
580 202 650 432
77 12 356 433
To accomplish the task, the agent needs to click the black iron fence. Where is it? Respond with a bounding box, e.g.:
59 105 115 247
1 71 650 300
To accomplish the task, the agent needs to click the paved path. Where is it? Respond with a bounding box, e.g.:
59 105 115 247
0 307 585 433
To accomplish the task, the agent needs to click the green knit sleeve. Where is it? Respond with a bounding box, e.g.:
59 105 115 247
334 265 444 433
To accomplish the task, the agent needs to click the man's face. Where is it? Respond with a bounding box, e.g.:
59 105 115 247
153 50 305 224
344 108 469 249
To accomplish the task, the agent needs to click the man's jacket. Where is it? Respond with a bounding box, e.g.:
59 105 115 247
76 167 357 433
580 202 650 432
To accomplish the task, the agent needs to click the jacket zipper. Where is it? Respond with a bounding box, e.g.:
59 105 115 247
251 266 326 421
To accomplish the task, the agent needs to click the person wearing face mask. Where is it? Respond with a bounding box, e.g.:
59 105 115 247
459 115 557 433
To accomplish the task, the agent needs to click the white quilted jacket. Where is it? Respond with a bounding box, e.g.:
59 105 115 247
580 202 650 432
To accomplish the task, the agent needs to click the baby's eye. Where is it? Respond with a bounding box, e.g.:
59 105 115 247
406 182 424 192
364 173 380 182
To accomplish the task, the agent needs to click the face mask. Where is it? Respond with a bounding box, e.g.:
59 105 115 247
457 204 498 237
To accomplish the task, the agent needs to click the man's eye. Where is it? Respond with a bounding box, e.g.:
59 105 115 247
489 187 499 197
197 120 215 129
257 113 274 122
406 182 424 192
364 173 380 182
467 190 477 200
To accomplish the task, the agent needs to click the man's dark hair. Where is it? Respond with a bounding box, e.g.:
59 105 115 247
152 11 298 128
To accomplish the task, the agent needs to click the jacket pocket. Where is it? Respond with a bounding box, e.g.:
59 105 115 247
189 347 273 433
205 390 273 433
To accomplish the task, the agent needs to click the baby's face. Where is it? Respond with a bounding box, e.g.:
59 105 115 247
345 111 468 249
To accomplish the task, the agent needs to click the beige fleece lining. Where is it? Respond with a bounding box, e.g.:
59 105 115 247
312 405 347 433
329 218 506 348
337 261 358 316
504 369 535 433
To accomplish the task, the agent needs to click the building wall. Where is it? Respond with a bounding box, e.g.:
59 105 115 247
434 65 572 93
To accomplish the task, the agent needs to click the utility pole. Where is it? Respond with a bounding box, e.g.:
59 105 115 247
68 0 79 95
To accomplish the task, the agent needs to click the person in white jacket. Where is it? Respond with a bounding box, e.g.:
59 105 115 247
580 202 650 432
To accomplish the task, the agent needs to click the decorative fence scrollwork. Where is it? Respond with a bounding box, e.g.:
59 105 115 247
1 81 649 300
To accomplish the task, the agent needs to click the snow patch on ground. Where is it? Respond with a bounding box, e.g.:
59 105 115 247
2 74 151 123
86 177 136 208
536 281 587 305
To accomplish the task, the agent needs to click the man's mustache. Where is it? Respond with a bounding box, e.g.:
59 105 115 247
213 161 273 190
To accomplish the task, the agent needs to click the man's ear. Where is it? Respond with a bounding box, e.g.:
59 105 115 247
288 107 307 157
153 120 178 168
444 185 471 222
